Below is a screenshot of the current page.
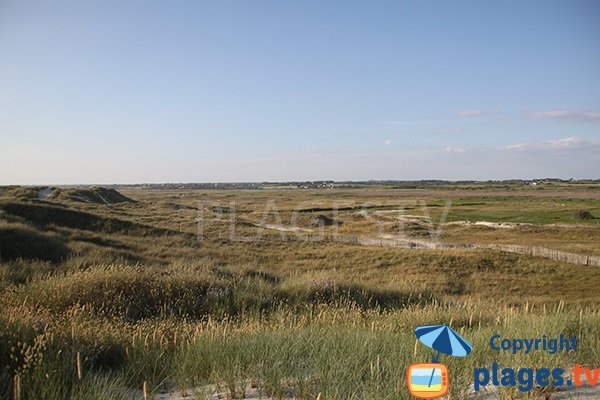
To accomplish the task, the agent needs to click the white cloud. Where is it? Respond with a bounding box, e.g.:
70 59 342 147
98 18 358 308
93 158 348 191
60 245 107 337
545 137 585 149
528 110 600 122
457 110 504 119
443 146 466 153
457 110 483 117
504 142 528 151
504 137 600 152
433 128 463 135
384 139 392 145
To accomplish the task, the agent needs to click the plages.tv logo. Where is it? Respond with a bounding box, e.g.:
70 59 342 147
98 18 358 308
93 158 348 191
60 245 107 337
407 324 473 399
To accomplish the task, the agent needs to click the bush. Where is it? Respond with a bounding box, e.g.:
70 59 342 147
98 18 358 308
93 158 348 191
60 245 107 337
574 209 595 220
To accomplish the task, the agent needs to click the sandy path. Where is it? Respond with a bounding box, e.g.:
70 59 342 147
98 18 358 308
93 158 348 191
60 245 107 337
37 187 53 199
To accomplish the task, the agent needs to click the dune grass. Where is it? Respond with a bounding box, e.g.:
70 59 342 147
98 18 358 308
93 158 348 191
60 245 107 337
1 285 598 399
0 184 599 399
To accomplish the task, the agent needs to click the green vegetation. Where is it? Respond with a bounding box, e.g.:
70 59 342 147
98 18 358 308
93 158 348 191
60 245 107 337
0 183 599 399
442 196 600 225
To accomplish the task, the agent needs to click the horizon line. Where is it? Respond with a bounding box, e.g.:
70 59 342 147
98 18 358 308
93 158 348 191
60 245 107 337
3 178 600 187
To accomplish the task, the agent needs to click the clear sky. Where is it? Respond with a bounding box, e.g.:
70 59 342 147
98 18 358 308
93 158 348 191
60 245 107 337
1 0 599 184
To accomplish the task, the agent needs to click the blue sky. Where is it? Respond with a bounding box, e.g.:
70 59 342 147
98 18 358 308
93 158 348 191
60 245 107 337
1 0 599 184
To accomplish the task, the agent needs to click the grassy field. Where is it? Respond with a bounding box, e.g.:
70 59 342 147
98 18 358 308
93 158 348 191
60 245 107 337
0 182 599 399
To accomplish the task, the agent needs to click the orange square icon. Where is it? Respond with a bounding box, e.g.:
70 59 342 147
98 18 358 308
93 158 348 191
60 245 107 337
406 363 449 399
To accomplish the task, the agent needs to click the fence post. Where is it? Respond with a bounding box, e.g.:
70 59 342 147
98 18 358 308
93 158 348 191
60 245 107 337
13 374 20 400
76 352 82 381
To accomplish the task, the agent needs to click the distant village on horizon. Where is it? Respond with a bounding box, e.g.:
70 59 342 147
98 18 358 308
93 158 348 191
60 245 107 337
7 178 599 190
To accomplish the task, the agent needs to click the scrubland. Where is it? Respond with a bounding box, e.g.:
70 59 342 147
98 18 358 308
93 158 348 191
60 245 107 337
0 183 599 399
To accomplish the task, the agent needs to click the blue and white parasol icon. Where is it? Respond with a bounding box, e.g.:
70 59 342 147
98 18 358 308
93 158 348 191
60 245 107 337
415 324 473 363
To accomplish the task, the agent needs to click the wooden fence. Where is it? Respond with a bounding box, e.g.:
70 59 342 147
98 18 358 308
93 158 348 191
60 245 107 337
265 232 600 267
